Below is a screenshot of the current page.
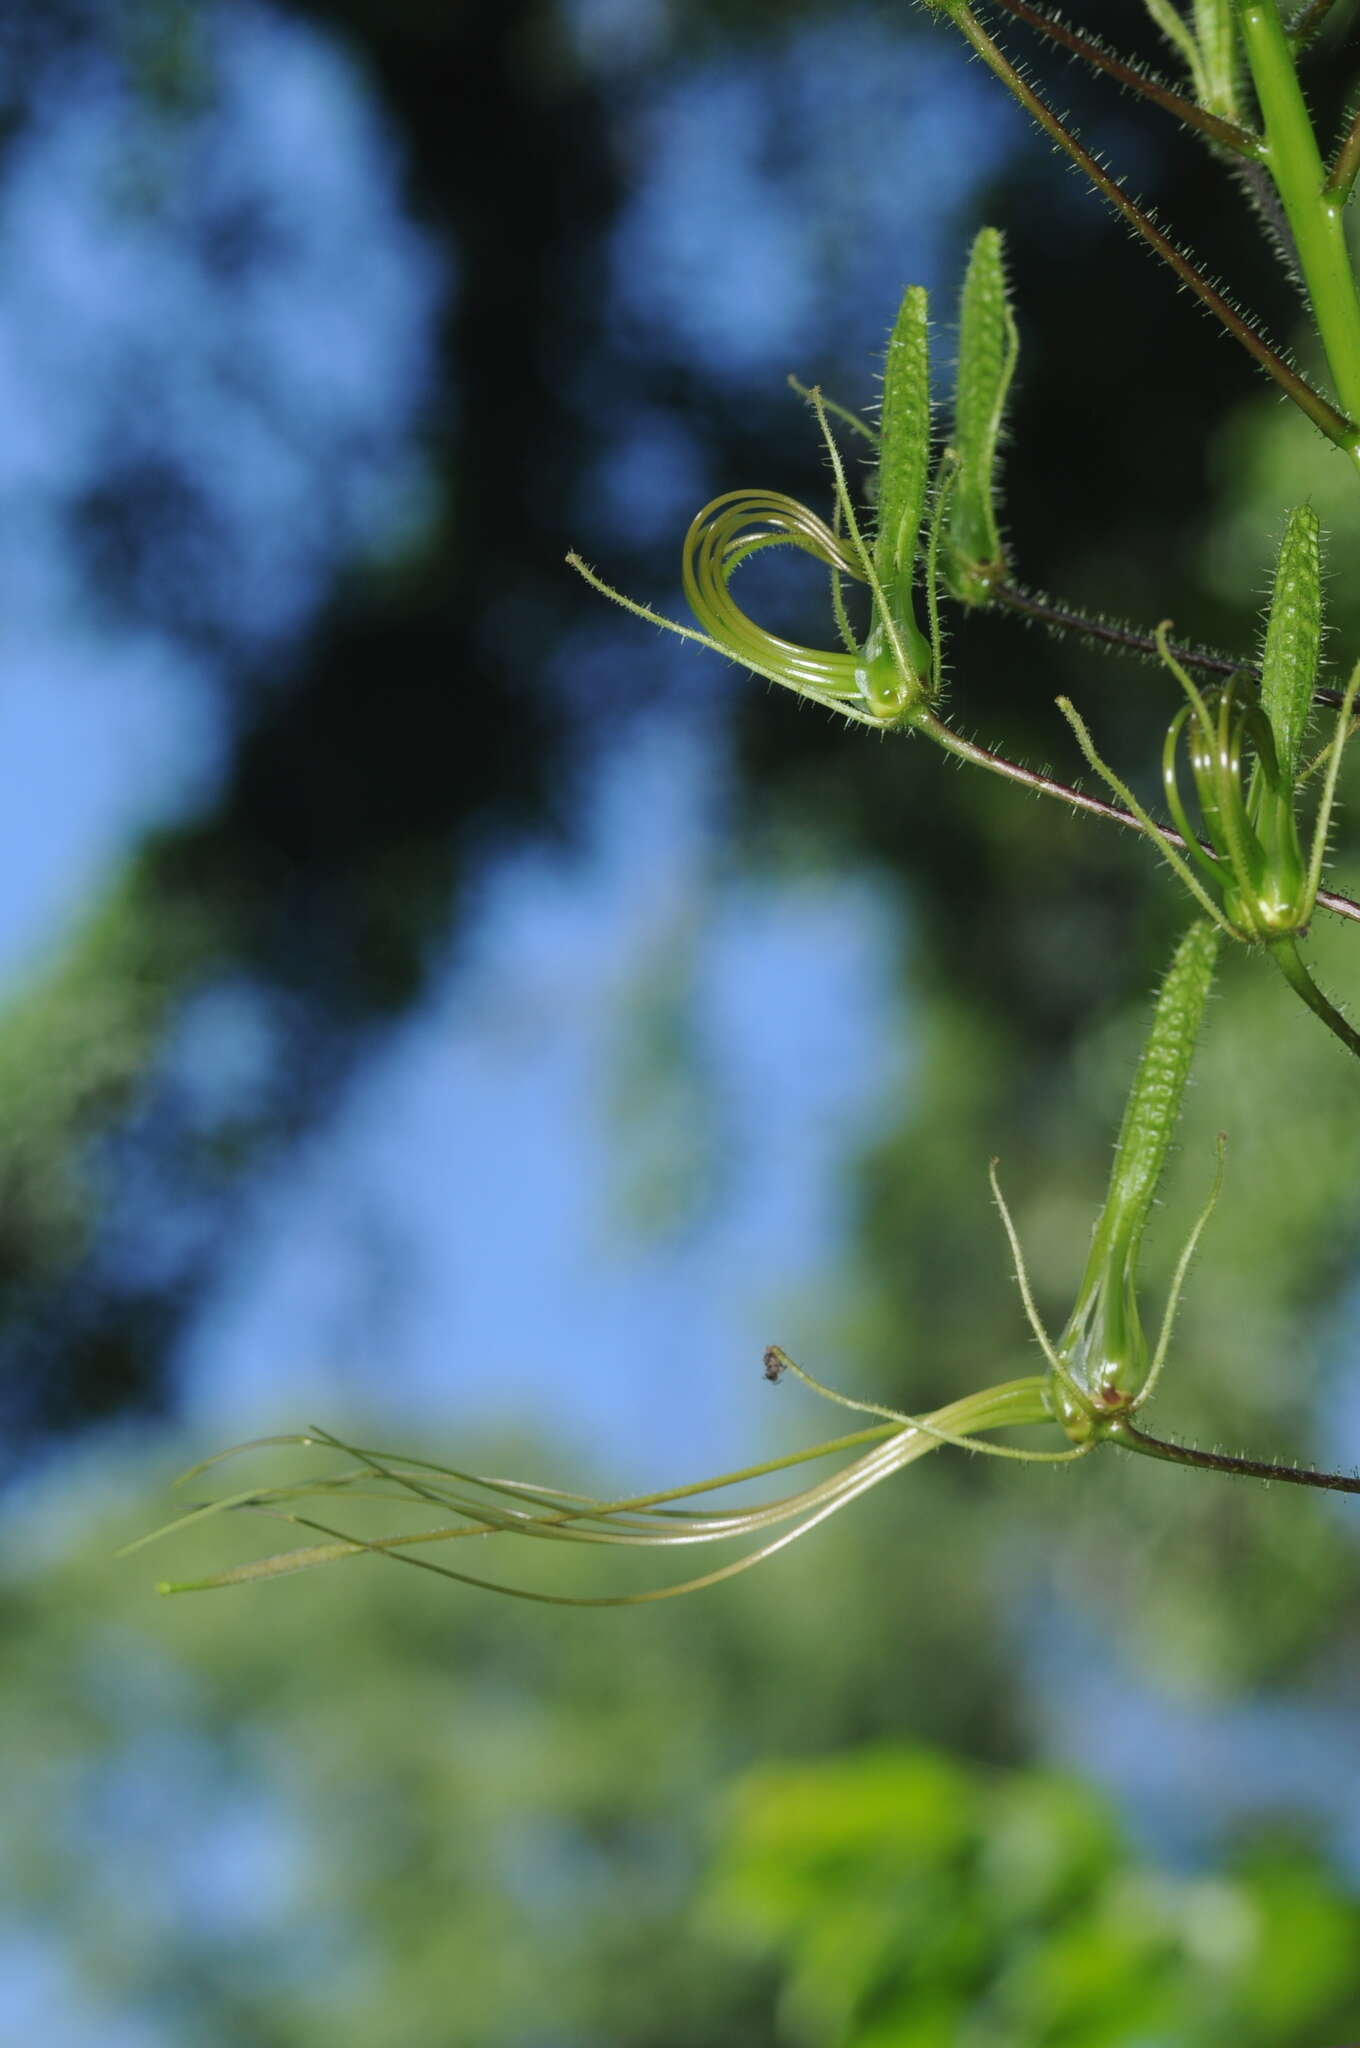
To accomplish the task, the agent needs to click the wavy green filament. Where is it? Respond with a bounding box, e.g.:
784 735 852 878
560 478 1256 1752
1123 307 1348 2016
138 1374 1076 1603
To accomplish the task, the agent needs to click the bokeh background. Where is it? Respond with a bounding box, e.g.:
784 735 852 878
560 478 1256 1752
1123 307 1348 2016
6 0 1360 2039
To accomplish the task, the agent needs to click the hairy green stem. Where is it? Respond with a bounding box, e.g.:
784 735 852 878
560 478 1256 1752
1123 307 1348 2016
985 0 1264 154
1327 104 1360 199
1289 0 1349 49
912 709 1360 926
1111 1417 1360 1493
993 581 1352 707
1269 934 1360 1055
936 1 1358 453
993 583 1251 680
1237 1 1360 428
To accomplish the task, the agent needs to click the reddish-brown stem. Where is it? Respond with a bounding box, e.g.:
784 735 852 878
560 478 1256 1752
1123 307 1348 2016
1290 0 1348 52
914 709 1360 928
1327 104 1360 199
943 2 1359 452
1112 1418 1360 1495
991 582 1350 707
985 0 1264 156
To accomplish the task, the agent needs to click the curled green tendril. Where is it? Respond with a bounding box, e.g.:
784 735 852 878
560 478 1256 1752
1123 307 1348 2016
568 444 933 732
680 490 916 722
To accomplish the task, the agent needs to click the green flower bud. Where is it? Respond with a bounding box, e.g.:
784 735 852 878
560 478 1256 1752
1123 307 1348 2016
1057 921 1219 1409
947 227 1017 604
992 925 1224 1442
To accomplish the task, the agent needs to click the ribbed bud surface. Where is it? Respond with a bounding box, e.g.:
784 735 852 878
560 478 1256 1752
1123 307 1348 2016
1260 503 1321 784
874 284 931 595
1105 920 1219 1249
950 227 1016 580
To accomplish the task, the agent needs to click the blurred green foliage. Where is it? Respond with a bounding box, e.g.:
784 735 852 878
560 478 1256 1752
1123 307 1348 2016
7 1466 1360 2044
0 850 216 1282
705 1747 1360 2047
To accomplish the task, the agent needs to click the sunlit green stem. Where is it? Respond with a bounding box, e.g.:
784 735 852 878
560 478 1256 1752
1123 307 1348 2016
1236 1 1360 432
148 1373 1074 1602
1269 935 1360 1058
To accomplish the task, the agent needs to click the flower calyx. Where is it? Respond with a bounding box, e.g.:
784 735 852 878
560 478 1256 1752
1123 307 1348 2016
1156 496 1360 943
1059 506 1359 950
1161 659 1310 941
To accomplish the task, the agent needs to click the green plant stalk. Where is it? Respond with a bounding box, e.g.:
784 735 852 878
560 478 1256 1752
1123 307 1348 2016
986 0 1263 155
1237 0 1360 429
930 0 1357 454
992 582 1254 681
994 579 1352 709
908 706 1360 928
1268 934 1360 1057
1290 0 1348 52
1329 107 1360 199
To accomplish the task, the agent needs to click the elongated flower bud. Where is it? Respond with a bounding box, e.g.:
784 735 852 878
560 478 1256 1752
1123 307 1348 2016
948 227 1017 602
1258 503 1321 786
1154 508 1326 942
1059 921 1219 1406
873 284 935 680
875 285 931 591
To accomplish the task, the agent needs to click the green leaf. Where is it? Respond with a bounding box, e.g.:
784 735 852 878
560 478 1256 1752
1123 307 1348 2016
947 227 1017 601
1259 503 1322 782
874 283 931 621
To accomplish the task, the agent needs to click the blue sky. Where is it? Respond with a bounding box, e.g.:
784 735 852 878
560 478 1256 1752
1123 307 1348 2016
0 0 439 975
174 706 911 1481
